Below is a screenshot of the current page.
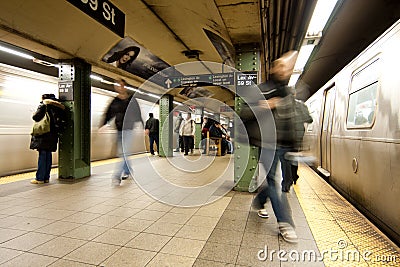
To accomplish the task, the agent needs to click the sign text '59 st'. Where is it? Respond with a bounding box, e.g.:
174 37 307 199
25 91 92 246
67 0 125 37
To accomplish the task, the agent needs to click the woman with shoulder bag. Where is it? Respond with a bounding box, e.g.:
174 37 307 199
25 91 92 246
30 94 65 184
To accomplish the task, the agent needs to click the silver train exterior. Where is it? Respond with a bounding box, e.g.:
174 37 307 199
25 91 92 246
303 19 400 244
0 63 158 177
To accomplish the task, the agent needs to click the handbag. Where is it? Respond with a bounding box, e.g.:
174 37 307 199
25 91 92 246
31 106 51 136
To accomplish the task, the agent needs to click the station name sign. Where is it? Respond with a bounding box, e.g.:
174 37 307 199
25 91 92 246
67 0 125 37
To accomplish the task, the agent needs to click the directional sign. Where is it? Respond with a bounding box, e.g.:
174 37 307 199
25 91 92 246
163 72 235 88
165 78 173 89
212 73 235 86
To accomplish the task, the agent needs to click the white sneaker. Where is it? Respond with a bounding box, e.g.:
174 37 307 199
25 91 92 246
257 209 269 218
278 222 298 243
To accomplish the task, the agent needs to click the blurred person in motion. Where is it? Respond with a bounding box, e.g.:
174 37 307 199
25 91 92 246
174 112 184 152
179 113 195 155
240 51 299 243
100 79 143 185
145 113 159 155
30 94 65 184
106 46 140 71
291 98 313 184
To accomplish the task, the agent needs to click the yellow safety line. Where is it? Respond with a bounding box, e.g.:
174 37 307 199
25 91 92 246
0 153 150 185
294 165 400 266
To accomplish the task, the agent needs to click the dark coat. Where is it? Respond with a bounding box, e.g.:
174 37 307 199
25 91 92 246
102 95 143 131
238 81 296 149
209 125 223 138
145 117 159 135
294 99 313 147
30 99 66 152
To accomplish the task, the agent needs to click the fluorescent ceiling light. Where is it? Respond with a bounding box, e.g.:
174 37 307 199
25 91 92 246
288 73 301 87
145 93 160 99
289 0 338 87
294 45 315 72
0 45 34 60
307 0 338 35
125 86 139 92
173 101 182 106
90 74 103 81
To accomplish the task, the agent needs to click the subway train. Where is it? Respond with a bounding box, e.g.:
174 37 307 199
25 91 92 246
0 63 158 177
303 19 400 244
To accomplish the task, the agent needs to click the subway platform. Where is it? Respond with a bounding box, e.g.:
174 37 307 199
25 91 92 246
0 153 399 267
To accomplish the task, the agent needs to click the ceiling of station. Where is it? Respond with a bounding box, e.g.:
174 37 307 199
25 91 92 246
0 0 266 112
0 0 398 112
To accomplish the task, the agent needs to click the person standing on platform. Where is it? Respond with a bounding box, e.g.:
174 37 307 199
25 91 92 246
145 113 159 155
174 112 184 152
100 78 143 185
30 94 65 184
179 113 195 155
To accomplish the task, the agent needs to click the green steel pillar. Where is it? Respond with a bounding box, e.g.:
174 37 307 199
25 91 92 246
194 107 203 149
234 44 260 192
58 59 91 179
159 94 173 157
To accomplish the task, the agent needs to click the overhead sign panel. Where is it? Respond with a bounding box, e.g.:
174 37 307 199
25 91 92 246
67 0 125 37
164 72 235 89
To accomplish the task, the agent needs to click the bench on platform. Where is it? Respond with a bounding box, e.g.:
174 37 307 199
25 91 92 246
205 132 221 156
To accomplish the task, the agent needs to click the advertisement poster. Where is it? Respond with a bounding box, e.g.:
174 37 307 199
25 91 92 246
102 37 176 85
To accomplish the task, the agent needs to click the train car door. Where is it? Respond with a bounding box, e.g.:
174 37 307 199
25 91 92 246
320 85 336 175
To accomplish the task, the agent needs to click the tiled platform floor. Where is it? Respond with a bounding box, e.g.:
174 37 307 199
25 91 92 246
0 154 398 266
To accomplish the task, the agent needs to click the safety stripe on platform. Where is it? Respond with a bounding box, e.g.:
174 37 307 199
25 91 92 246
295 165 399 266
0 153 150 185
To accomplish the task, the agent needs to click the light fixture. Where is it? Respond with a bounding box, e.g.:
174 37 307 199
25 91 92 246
289 0 339 87
90 74 103 81
0 45 34 60
0 44 58 68
173 101 182 106
145 92 160 99
293 44 315 73
288 73 301 87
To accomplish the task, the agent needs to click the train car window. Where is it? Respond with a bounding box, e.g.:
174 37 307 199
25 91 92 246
347 59 380 129
306 100 316 132
307 111 315 132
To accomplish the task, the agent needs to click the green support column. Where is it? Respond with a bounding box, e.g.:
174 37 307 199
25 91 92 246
58 59 91 179
234 44 260 192
159 94 173 157
194 107 203 149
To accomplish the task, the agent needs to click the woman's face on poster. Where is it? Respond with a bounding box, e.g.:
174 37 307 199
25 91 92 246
120 51 135 64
